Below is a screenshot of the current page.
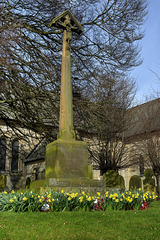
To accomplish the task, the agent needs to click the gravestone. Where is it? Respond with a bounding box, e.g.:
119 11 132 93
30 10 105 193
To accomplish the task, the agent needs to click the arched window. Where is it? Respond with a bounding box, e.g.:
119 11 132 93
0 138 6 171
11 139 19 171
139 155 144 177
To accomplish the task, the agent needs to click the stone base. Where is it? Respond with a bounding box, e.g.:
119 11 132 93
45 138 88 179
30 138 106 194
30 177 106 194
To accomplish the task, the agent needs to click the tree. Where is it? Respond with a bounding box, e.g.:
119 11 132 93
78 70 136 174
0 1 148 158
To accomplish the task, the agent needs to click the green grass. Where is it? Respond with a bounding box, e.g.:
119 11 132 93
0 201 160 240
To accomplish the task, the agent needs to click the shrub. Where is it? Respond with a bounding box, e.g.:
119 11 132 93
143 168 155 192
144 168 154 180
103 170 125 189
26 177 31 189
129 175 141 190
144 183 155 192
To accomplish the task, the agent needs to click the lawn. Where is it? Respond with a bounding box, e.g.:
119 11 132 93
0 201 160 240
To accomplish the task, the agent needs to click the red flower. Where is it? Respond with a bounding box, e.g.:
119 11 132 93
92 198 103 211
141 201 148 210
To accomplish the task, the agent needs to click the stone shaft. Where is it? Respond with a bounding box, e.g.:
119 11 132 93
58 30 75 139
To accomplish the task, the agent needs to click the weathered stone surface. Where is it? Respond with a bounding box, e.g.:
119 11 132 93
45 139 88 178
30 178 106 195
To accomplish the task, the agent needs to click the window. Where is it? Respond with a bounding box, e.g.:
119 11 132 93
11 140 19 171
139 155 144 177
0 138 6 171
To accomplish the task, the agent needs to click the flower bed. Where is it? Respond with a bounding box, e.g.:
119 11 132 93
0 189 157 212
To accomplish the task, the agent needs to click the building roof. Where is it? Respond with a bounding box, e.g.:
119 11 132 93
24 138 48 163
124 98 160 139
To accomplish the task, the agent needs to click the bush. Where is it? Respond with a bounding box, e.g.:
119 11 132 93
26 177 31 189
144 168 154 180
129 175 141 190
103 170 125 189
143 168 155 192
144 183 155 192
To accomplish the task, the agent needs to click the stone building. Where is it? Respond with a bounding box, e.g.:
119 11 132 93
120 98 160 189
1 98 160 191
0 118 41 190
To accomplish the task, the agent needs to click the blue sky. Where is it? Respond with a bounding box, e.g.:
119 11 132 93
132 0 160 105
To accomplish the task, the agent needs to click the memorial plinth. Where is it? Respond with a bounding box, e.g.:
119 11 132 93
45 139 88 179
30 10 105 193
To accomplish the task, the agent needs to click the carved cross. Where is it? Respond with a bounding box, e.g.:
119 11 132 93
50 10 83 139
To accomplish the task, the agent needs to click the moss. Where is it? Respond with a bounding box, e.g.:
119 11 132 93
88 165 93 179
45 139 88 179
0 175 6 191
30 179 49 189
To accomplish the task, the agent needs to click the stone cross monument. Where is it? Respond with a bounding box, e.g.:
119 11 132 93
30 10 105 193
45 10 89 181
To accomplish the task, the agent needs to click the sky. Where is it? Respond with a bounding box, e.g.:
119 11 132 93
132 0 160 105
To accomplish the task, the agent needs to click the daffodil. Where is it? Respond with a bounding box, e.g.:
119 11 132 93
87 196 91 201
9 198 14 203
79 196 83 202
23 197 27 201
